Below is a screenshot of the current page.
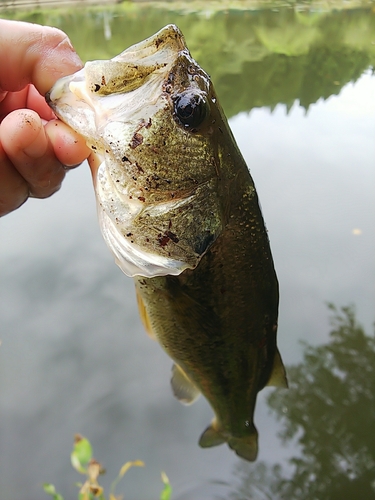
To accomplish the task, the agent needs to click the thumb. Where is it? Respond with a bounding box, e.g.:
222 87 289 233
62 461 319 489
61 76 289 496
0 19 83 95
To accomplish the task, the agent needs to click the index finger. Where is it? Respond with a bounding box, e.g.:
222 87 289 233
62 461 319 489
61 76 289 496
0 19 83 96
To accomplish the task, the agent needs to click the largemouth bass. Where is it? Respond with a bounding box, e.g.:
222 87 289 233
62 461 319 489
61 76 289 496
47 24 287 462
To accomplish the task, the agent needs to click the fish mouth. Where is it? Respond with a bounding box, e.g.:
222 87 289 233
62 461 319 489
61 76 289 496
46 24 191 151
112 24 187 64
79 24 189 97
47 24 187 101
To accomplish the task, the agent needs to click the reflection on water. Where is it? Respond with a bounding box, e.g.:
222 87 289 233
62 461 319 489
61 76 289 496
2 4 375 116
227 305 375 499
0 3 374 500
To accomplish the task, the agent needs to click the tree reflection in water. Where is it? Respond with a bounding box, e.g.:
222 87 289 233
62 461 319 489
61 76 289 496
227 305 375 500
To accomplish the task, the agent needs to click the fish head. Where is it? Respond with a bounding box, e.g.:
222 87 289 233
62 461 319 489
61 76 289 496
47 25 225 278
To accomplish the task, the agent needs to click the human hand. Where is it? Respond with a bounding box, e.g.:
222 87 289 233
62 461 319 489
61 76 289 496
0 20 90 216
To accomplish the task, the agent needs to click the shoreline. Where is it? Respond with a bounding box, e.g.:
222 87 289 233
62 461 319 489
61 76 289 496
1 0 374 10
0 0 119 9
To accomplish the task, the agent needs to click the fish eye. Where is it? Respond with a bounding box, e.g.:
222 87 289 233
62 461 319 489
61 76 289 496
173 90 209 129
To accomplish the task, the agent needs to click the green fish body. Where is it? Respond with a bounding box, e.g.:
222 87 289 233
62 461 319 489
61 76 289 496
47 24 287 461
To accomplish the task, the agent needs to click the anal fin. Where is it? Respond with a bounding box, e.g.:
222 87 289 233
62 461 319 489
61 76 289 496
171 363 200 405
199 419 225 448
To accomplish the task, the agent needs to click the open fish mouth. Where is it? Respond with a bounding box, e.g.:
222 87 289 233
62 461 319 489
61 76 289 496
46 25 190 154
47 25 223 278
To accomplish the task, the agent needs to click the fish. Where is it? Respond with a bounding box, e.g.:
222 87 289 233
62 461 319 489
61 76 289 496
46 24 287 462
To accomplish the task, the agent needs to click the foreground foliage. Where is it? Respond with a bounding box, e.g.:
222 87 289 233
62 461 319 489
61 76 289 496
44 435 172 500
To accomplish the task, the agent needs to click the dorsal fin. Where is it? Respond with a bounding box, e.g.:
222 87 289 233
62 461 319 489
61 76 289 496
267 348 288 388
171 364 200 405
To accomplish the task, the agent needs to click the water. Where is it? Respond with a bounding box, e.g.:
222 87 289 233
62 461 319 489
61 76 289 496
1 3 374 499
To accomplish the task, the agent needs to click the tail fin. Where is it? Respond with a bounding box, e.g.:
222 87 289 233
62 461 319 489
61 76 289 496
228 432 258 462
198 419 258 462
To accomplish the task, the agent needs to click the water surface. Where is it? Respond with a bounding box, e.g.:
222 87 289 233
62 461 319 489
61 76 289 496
0 3 374 499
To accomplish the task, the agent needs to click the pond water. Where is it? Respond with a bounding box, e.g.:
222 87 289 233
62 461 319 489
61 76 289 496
1 3 374 499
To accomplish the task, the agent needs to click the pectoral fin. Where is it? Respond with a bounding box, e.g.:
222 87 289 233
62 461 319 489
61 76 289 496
266 348 288 388
135 286 156 340
171 364 200 405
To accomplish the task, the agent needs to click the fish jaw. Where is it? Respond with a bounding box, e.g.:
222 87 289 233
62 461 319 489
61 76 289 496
46 24 188 152
47 24 225 278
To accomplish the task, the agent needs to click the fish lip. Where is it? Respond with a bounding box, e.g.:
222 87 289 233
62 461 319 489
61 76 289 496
45 24 193 142
114 24 187 62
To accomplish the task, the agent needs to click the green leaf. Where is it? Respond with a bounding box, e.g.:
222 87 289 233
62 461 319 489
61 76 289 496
71 435 93 474
160 472 172 500
43 483 64 500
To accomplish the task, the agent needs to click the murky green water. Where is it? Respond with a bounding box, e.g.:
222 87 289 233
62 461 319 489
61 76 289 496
1 3 374 499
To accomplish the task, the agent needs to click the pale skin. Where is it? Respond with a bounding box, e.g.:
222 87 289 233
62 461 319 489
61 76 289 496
0 19 93 216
